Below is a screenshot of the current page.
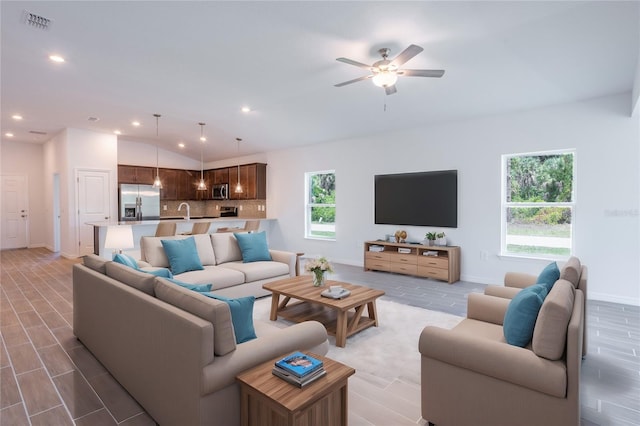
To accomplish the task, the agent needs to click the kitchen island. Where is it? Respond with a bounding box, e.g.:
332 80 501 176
88 217 275 259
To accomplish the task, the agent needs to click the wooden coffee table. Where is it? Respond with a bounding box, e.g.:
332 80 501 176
236 352 355 426
263 276 385 347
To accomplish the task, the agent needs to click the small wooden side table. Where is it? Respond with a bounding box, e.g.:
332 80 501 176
236 352 355 426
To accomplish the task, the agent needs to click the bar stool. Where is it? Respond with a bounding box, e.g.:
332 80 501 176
155 222 176 237
243 220 260 232
190 222 211 235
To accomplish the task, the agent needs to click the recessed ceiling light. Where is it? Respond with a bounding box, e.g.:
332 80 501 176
114 130 122 135
87 116 99 122
131 121 140 127
178 142 185 148
241 106 251 113
12 114 23 120
5 132 14 137
49 54 65 63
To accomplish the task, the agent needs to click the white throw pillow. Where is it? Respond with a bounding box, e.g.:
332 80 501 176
210 233 242 264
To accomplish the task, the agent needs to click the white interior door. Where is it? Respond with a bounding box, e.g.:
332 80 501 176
1 175 29 249
77 170 111 256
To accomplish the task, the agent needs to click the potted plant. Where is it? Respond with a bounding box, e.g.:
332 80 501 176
425 232 437 246
436 232 447 246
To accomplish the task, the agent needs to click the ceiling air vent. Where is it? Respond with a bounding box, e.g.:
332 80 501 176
29 130 47 135
23 10 52 30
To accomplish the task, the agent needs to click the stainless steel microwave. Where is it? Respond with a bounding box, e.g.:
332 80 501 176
212 183 228 200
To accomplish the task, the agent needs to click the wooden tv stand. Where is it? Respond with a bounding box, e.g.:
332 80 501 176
364 240 461 284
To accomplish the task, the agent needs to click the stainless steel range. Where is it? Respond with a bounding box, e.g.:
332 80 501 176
219 206 238 217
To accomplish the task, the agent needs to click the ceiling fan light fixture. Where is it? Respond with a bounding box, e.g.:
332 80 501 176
372 70 398 88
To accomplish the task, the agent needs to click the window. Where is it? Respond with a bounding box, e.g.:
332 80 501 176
305 171 336 240
501 150 575 259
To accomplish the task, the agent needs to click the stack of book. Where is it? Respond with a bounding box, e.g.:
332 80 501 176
272 351 326 388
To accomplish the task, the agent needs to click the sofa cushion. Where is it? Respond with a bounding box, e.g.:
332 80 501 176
174 266 246 290
536 261 560 291
161 237 204 275
210 233 242 264
83 254 108 274
113 253 138 269
234 231 272 263
203 293 257 343
218 261 289 282
105 261 156 296
166 278 212 292
560 257 581 288
532 279 575 360
141 234 216 267
141 268 174 278
154 278 237 356
503 284 548 347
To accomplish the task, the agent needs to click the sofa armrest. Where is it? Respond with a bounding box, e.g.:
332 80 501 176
269 249 296 277
419 326 566 397
466 293 510 325
484 285 522 300
504 272 537 289
202 320 328 394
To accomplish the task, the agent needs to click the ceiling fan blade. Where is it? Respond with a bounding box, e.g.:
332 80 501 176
385 85 397 95
334 75 372 87
390 44 424 68
336 57 372 69
398 69 445 78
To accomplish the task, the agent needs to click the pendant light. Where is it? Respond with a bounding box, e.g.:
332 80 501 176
152 113 163 189
197 123 207 191
235 137 243 194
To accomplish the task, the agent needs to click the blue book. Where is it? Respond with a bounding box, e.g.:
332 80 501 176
275 352 323 378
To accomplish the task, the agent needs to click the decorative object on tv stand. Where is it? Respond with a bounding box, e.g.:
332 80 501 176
152 113 163 189
425 232 437 246
394 230 407 243
305 256 333 287
197 122 207 191
104 225 134 258
436 232 447 246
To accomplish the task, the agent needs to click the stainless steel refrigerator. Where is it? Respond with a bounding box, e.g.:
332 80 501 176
119 184 160 221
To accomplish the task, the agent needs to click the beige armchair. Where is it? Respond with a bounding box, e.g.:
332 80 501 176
419 284 584 426
484 257 587 357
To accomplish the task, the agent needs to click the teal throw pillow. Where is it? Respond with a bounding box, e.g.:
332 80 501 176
204 293 257 343
167 278 212 292
503 284 548 347
161 237 204 275
234 231 272 263
536 262 560 292
113 253 139 269
144 268 174 278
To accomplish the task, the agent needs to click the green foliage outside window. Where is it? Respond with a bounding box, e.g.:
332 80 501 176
310 173 335 223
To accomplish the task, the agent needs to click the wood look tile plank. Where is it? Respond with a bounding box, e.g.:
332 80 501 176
52 370 104 419
38 344 75 377
74 408 118 426
1 366 22 408
6 342 42 374
29 405 73 426
16 368 62 416
25 324 58 349
88 372 145 422
67 346 107 379
0 324 29 347
0 402 30 426
17 310 44 329
51 326 83 352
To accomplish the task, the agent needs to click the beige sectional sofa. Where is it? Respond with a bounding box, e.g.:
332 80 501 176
138 232 296 298
74 248 329 425
419 258 586 426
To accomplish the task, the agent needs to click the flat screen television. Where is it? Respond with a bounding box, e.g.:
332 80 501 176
374 170 457 228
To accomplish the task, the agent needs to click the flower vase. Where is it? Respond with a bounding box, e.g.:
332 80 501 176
312 271 326 287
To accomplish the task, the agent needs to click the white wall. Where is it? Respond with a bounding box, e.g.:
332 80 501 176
117 138 201 170
0 140 46 247
266 93 640 306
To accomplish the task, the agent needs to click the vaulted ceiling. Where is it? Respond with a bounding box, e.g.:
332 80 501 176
2 1 638 162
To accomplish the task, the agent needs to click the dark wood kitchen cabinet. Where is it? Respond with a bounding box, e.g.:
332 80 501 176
229 163 266 200
213 168 229 184
159 169 178 200
118 165 155 185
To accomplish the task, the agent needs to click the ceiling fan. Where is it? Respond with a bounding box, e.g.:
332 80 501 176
334 44 444 95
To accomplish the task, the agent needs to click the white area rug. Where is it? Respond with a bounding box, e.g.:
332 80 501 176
252 297 463 385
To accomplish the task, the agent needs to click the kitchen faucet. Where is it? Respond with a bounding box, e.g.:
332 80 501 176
178 202 190 220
